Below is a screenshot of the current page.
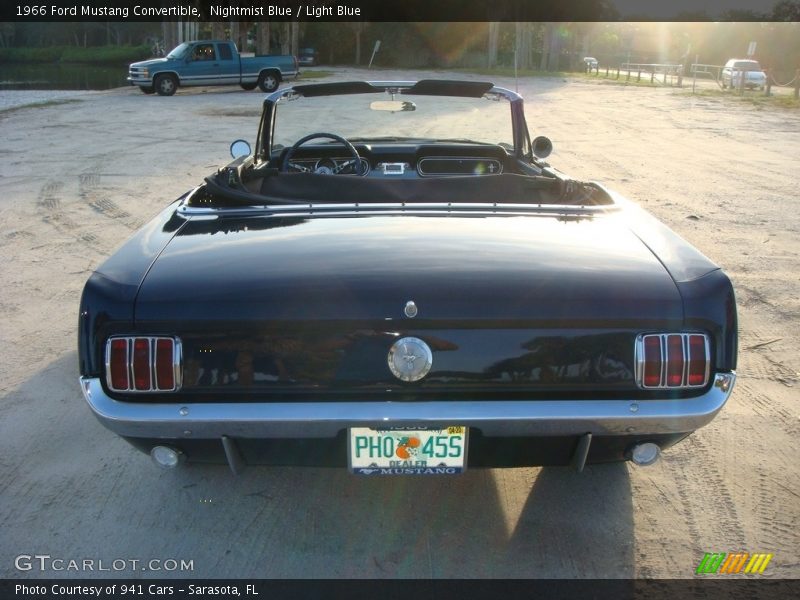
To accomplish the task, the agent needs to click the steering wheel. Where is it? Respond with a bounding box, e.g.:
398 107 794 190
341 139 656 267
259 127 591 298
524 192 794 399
281 132 363 175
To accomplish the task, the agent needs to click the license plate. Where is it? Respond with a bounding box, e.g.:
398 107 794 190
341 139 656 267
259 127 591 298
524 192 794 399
348 426 468 475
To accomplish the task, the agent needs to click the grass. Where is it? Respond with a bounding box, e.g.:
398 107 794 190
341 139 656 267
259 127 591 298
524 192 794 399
298 69 335 79
445 67 572 79
576 72 800 107
575 72 680 88
0 98 83 116
0 45 152 65
679 88 800 109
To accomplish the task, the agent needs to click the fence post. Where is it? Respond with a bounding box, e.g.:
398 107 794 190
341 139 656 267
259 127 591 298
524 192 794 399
765 68 771 96
605 66 609 77
637 69 641 82
677 65 683 87
795 69 799 99
651 69 655 83
738 67 745 95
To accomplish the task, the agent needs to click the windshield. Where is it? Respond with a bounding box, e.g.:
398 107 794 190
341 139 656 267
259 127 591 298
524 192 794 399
167 43 190 59
272 91 514 152
734 61 761 70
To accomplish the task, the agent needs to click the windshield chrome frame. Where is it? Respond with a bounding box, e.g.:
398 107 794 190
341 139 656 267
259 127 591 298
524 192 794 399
256 81 532 163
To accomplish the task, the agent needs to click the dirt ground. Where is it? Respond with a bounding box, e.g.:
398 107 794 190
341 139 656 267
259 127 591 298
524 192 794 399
0 68 798 579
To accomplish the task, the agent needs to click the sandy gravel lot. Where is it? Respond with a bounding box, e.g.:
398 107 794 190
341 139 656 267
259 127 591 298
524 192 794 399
0 68 798 579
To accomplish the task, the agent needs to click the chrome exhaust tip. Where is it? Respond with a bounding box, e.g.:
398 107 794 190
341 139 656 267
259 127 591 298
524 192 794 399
628 442 661 466
150 446 185 469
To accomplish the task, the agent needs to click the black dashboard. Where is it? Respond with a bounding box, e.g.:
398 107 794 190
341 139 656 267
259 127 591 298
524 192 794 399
274 142 517 179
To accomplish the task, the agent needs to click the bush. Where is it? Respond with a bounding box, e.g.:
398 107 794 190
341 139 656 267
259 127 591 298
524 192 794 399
0 45 152 65
60 45 151 64
0 47 62 62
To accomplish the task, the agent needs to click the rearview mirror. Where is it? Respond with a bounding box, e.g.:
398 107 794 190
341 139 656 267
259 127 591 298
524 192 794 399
370 100 416 112
230 139 251 159
532 136 553 159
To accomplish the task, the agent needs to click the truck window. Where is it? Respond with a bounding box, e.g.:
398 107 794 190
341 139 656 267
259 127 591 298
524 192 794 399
217 43 233 61
192 44 216 61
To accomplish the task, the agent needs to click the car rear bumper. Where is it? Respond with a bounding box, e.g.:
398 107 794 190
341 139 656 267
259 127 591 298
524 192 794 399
79 373 735 440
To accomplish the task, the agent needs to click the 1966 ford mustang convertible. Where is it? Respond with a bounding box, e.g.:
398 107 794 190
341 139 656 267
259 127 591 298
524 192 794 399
78 80 737 475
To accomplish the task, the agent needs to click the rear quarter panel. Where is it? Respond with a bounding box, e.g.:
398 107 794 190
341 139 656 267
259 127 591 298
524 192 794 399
606 188 737 371
78 199 188 377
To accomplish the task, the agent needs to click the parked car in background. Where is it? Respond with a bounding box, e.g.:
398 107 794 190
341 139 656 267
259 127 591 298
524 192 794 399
127 40 299 96
583 57 598 71
79 80 737 475
721 59 767 90
298 47 319 67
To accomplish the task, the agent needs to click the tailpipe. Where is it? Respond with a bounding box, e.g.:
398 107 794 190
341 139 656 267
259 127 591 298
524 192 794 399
627 442 661 466
150 446 186 469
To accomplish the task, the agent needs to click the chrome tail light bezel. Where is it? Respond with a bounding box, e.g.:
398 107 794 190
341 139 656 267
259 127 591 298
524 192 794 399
635 333 710 390
105 336 183 393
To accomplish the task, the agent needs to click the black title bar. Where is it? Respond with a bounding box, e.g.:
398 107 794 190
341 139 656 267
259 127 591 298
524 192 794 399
1 0 792 22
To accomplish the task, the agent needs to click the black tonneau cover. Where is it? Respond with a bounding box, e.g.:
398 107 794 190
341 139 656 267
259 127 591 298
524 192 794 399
200 172 613 207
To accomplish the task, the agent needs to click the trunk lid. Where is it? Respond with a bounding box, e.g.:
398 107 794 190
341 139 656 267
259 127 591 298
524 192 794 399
133 212 683 396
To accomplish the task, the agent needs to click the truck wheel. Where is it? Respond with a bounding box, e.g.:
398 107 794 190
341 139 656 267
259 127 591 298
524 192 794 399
258 71 280 93
155 74 178 96
240 82 258 91
139 86 155 94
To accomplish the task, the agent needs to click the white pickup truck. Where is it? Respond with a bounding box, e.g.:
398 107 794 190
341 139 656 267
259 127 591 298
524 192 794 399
721 59 767 90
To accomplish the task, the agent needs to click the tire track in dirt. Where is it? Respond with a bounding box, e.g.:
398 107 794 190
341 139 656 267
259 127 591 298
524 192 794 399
735 380 799 438
37 178 100 246
670 435 749 552
4 229 33 240
728 384 799 572
78 168 143 231
628 473 684 577
37 180 62 211
752 469 800 564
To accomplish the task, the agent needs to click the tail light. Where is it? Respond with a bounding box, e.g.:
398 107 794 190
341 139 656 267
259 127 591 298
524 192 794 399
636 333 709 389
105 336 182 392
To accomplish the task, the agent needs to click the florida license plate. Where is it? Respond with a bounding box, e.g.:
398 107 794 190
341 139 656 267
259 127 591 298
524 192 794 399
348 426 468 475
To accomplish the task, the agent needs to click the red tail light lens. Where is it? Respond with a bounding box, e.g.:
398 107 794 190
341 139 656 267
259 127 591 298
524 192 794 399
155 338 175 390
109 339 129 390
106 336 181 392
637 333 709 389
687 335 709 386
132 338 151 390
642 336 662 387
666 335 685 387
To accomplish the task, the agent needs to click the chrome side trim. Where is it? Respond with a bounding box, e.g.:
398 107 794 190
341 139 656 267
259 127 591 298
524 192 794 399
417 157 503 177
80 373 735 440
177 201 622 218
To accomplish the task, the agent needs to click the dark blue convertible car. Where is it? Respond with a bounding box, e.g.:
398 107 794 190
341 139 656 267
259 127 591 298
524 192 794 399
78 80 737 474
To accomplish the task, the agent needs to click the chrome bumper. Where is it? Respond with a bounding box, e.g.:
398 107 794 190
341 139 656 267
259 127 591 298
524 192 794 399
79 374 735 440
